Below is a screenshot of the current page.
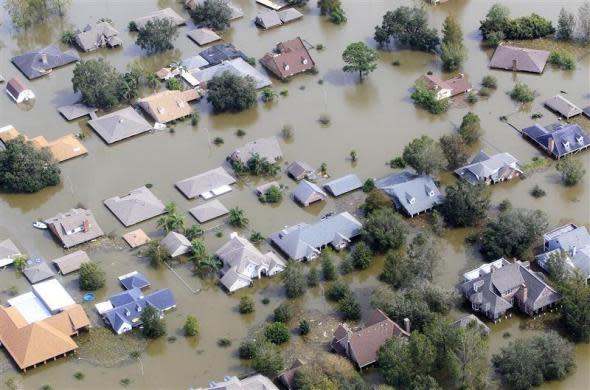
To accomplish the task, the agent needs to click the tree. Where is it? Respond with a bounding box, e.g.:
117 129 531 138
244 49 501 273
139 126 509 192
381 233 438 288
338 293 361 320
72 59 137 109
157 202 185 233
185 224 204 241
363 208 408 252
207 72 257 113
548 50 576 70
402 135 445 175
184 315 199 336
440 181 490 227
441 16 466 71
479 4 510 43
239 340 258 359
411 85 449 114
363 189 392 215
318 0 340 15
439 134 469 170
375 6 440 52
329 5 347 24
228 207 249 227
78 262 105 291
265 322 290 344
166 77 182 90
190 0 232 31
136 18 178 54
557 8 576 40
480 5 554 42
492 333 575 390
556 157 586 186
283 263 307 298
249 231 264 244
325 280 352 302
321 251 338 281
342 42 378 82
13 256 27 272
0 136 60 193
340 256 354 275
481 75 497 89
260 87 277 103
350 242 373 270
579 2 590 42
259 185 282 203
480 208 548 260
307 267 320 287
560 276 590 342
4 0 71 29
273 302 292 323
252 341 283 377
140 306 166 339
458 112 482 144
509 82 535 103
144 240 168 268
239 296 255 314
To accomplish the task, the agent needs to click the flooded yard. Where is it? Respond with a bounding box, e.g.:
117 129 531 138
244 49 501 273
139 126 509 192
0 0 589 389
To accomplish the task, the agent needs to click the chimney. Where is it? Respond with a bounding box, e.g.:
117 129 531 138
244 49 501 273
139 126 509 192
403 318 411 333
571 245 577 256
521 284 528 302
512 59 517 71
41 53 48 65
459 73 464 79
548 137 555 155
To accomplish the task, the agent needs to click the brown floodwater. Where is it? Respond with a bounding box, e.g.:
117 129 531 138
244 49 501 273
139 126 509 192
0 0 589 388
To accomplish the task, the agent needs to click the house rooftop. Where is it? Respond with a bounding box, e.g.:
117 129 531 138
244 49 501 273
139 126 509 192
522 123 590 159
455 151 522 185
375 171 443 217
132 8 186 29
122 229 150 248
198 43 247 67
193 58 272 90
31 279 76 314
57 103 96 121
44 208 104 248
118 271 151 290
161 232 191 257
287 160 315 181
138 89 199 124
324 174 362 196
489 44 550 73
104 186 166 227
189 199 229 223
11 45 79 79
292 180 327 207
229 136 283 164
88 107 152 144
0 238 20 268
23 261 56 284
260 37 315 80
74 21 121 51
176 166 236 200
187 28 222 46
52 250 90 275
544 95 583 119
198 374 279 390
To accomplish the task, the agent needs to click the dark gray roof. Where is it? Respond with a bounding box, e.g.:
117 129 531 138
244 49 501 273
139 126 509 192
455 151 522 185
175 167 236 199
23 261 56 284
229 137 282 164
278 8 303 23
181 55 209 71
11 45 80 79
57 103 96 121
324 174 362 196
269 212 362 261
193 58 272 89
375 171 443 216
255 10 282 29
522 123 590 158
52 250 90 274
287 161 315 181
44 208 104 248
198 43 247 67
88 107 152 144
74 21 121 51
544 95 583 118
104 187 166 227
292 180 327 206
189 199 229 223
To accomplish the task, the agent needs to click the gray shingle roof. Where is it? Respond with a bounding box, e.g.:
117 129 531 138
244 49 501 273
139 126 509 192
229 137 282 164
88 107 152 144
74 22 121 51
133 8 186 29
193 58 272 89
189 199 229 223
455 151 522 185
44 208 104 248
278 8 303 23
489 45 550 73
324 174 362 196
186 28 221 46
104 187 166 227
23 261 56 284
57 103 96 121
375 171 443 217
522 123 590 159
287 161 315 181
181 55 210 71
161 232 191 257
255 10 283 29
537 224 590 279
269 212 362 261
0 239 20 267
11 45 80 79
52 250 90 275
292 180 327 206
175 167 236 199
544 95 583 118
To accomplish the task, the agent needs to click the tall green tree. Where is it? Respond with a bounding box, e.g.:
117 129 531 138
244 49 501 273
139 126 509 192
560 275 590 342
458 112 482 144
556 157 586 186
0 136 60 193
283 263 307 298
374 6 440 51
557 8 576 40
79 263 106 291
441 16 466 71
439 134 469 170
190 0 232 31
342 42 378 82
440 181 490 227
140 306 166 338
579 2 590 42
157 202 185 233
136 18 178 54
207 72 257 113
402 135 446 175
362 208 408 252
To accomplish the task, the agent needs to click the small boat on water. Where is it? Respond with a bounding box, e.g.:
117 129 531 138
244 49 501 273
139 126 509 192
33 221 47 229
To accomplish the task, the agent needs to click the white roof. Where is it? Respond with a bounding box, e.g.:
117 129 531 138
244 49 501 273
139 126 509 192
7 292 51 323
462 258 510 282
95 300 114 315
31 279 75 313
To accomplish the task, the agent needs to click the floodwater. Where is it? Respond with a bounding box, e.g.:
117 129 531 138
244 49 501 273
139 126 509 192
0 0 589 388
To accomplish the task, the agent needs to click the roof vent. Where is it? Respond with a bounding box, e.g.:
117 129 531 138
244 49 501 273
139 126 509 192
176 100 185 108
405 192 415 204
301 57 308 65
157 107 165 114
283 63 290 71
40 53 48 65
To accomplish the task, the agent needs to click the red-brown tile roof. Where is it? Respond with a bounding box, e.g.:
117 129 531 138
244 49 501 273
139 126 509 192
260 37 315 80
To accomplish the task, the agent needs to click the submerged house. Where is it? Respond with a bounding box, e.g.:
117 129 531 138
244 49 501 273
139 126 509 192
5 77 34 103
287 160 315 181
187 28 222 46
460 259 561 321
104 186 166 227
292 180 327 207
522 123 590 159
161 231 192 258
197 375 278 390
260 37 315 80
11 45 79 79
175 166 236 200
122 229 151 249
193 58 272 90
331 309 409 369
228 136 283 165
51 250 90 275
324 174 362 197
255 8 302 29
132 8 186 29
375 171 443 217
420 73 472 100
544 95 583 119
44 208 104 249
0 238 21 268
489 44 550 73
138 89 199 124
74 21 122 51
269 212 362 261
198 43 248 67
23 261 56 284
88 107 152 144
536 224 590 280
455 151 522 185
216 233 286 292
189 199 229 223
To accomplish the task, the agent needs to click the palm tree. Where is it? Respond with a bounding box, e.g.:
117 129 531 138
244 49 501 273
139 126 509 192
157 202 185 233
194 256 221 276
229 207 249 227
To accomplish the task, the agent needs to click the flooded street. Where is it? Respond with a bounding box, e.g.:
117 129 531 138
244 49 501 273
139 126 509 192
0 0 589 388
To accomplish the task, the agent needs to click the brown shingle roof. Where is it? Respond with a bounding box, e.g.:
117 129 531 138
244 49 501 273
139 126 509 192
260 37 315 80
138 90 199 123
122 229 150 248
0 127 86 162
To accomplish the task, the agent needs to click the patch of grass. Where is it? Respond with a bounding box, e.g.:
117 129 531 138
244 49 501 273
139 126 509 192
76 327 147 368
522 156 550 174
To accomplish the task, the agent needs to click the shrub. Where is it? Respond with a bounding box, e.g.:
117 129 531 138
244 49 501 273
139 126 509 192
184 315 199 336
318 114 331 125
128 21 138 31
252 341 283 377
350 242 373 270
249 231 264 244
458 112 482 144
374 6 440 51
184 224 204 240
61 30 76 45
207 71 257 113
465 91 478 104
363 189 391 214
481 75 497 89
362 178 375 192
190 0 232 31
340 256 354 275
439 134 469 170
166 77 182 90
261 87 278 102
281 124 294 140
262 297 270 305
239 296 255 314
235 128 246 137
74 372 84 380
363 208 408 252
411 85 448 114
13 256 27 272
329 6 347 24
283 263 307 298
321 251 338 281
79 263 106 291
338 294 361 320
136 18 178 54
228 207 248 227
273 303 292 323
509 82 535 103
259 185 282 203
307 267 320 287
480 5 555 42
299 319 310 335
239 340 258 359
213 137 224 145
549 50 576 70
217 338 232 347
402 135 445 175
531 185 546 198
556 157 585 186
325 280 351 302
265 322 290 344
389 157 406 168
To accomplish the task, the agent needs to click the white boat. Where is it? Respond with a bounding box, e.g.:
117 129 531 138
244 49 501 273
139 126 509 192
33 221 47 229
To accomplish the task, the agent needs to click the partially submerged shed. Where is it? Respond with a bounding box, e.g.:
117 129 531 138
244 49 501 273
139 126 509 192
544 95 583 119
292 180 327 207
